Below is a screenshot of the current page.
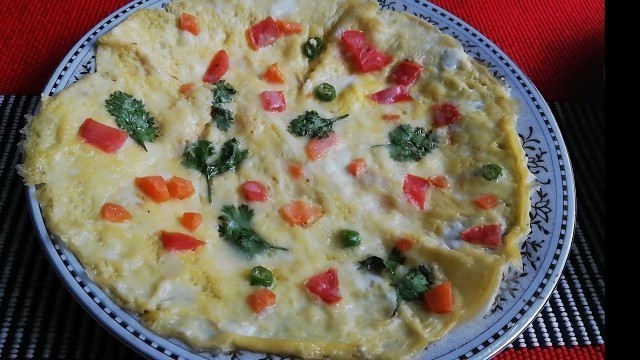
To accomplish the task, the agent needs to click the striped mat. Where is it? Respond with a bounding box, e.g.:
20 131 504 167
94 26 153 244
0 96 605 359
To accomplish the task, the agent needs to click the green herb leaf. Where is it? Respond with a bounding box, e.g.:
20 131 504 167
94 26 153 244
358 256 386 274
207 138 248 178
396 267 431 301
209 81 237 131
211 106 233 132
218 204 288 257
373 124 438 162
385 247 406 279
287 110 349 139
356 248 437 317
182 138 248 203
182 140 215 175
211 80 236 105
416 265 436 286
392 288 401 317
105 91 159 151
182 140 215 202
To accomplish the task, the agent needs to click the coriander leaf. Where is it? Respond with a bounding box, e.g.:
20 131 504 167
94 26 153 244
182 140 216 202
211 106 233 131
207 138 248 178
287 110 349 139
392 288 401 317
210 81 237 132
358 256 386 274
396 267 430 301
105 91 159 151
211 80 236 105
181 138 248 203
218 204 288 257
373 124 438 162
182 140 215 175
385 247 406 279
417 265 436 286
355 247 437 317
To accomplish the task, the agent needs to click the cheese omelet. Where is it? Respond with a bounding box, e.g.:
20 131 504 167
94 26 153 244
20 0 531 358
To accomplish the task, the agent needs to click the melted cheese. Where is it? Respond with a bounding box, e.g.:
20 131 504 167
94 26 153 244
20 0 531 358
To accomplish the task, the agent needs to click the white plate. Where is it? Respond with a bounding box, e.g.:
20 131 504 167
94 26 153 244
26 0 576 358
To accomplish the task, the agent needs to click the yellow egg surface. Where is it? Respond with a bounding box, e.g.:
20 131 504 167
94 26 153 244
20 0 531 358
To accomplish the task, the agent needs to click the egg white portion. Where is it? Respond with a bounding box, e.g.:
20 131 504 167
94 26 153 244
21 0 530 359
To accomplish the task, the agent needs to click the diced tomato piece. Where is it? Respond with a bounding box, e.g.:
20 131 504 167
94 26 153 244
100 203 132 222
403 174 430 210
166 176 195 199
460 224 502 248
305 268 342 304
202 50 229 83
432 103 461 127
279 200 323 228
382 114 401 122
180 212 203 231
427 176 450 189
341 30 393 73
395 238 414 251
346 158 366 177
389 60 423 86
306 132 339 161
179 83 196 97
474 193 499 210
79 118 128 153
135 176 170 202
260 91 286 112
160 231 205 251
263 63 286 84
369 86 413 104
275 19 302 35
424 281 453 314
241 181 269 202
179 13 200 36
248 289 276 313
288 164 304 179
248 16 282 49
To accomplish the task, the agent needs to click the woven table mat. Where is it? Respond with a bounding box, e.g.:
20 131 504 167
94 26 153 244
0 96 605 359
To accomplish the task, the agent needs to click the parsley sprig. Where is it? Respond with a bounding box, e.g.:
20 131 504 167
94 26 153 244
211 81 237 131
105 91 159 151
287 110 350 139
182 138 248 203
359 247 435 316
218 204 288 257
372 124 439 162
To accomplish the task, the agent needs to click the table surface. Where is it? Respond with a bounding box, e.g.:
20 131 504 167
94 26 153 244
0 1 605 359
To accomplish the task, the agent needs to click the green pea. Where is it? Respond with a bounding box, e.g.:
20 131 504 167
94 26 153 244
303 37 323 60
314 83 337 102
481 164 503 181
249 266 273 287
340 229 362 248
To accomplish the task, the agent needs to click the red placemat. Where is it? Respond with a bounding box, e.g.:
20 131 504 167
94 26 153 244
0 0 603 100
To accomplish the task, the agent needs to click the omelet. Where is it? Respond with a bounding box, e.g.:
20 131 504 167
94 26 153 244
20 0 531 358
